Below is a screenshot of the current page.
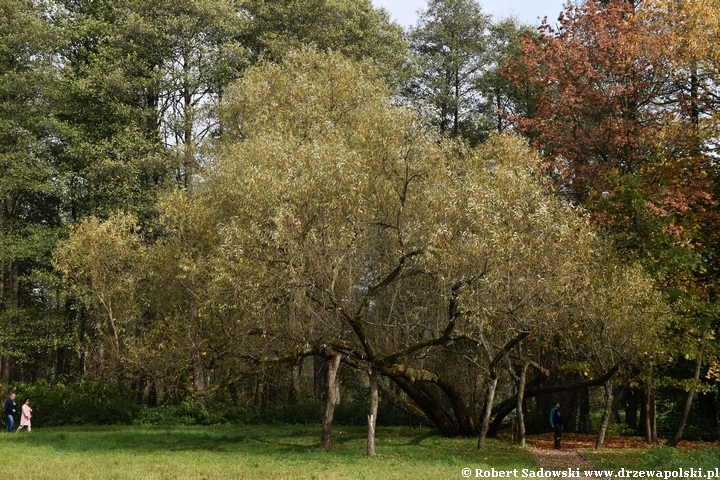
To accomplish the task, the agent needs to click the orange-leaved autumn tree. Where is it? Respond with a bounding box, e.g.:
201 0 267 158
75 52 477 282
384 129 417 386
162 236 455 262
508 0 720 443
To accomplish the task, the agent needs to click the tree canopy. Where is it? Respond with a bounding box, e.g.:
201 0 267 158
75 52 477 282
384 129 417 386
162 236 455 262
54 50 668 441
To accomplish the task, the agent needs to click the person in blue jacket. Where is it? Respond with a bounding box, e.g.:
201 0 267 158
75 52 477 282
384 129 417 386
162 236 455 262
550 402 564 449
4 393 16 433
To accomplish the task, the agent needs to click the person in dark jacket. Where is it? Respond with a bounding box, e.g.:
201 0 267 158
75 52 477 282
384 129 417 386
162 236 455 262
5 393 16 433
550 402 564 449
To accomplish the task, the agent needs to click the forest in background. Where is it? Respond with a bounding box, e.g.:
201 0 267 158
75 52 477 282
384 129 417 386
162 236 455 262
1 0 719 449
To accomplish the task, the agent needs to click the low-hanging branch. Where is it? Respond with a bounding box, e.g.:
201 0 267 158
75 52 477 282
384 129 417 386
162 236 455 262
379 277 478 366
487 365 620 436
376 375 435 427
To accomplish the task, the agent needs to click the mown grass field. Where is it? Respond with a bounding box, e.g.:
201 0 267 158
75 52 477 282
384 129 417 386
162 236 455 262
0 425 538 479
583 443 720 473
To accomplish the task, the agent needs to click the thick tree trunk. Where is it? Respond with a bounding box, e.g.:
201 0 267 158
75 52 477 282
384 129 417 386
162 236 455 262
669 358 702 447
478 376 498 450
393 377 457 436
376 376 434 427
320 354 342 448
437 379 476 436
367 369 379 456
595 382 614 450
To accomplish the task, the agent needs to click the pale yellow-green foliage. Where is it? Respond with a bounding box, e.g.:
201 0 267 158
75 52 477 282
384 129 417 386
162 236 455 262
638 0 720 158
641 0 720 69
200 48 666 365
53 213 146 364
54 50 668 384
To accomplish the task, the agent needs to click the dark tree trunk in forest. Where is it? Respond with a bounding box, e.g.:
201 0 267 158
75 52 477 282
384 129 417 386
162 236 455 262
320 354 341 448
289 356 303 404
595 382 613 450
579 386 591 433
565 388 579 433
644 364 657 444
644 366 652 444
625 387 638 430
437 379 476 436
367 369 379 456
0 357 8 395
393 377 458 436
698 390 719 440
227 381 239 404
140 378 157 407
669 358 702 447
193 352 205 403
314 356 327 401
254 376 264 408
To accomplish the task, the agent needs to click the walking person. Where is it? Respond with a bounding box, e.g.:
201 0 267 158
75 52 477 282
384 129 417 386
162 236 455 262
16 398 32 433
4 393 16 433
550 402 564 449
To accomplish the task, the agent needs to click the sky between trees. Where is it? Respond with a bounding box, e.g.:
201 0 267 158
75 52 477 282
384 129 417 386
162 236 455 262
374 0 568 26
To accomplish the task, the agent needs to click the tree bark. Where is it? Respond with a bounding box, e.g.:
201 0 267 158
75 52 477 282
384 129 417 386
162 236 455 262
193 352 205 403
565 388 579 433
517 363 529 447
437 378 476 436
254 376 264 408
314 356 327 401
579 386 591 433
367 369 379 456
644 363 654 444
320 353 342 448
669 358 702 447
651 390 658 443
625 387 638 430
0 356 8 395
595 382 614 450
393 377 457 436
376 376 434 427
289 356 303 404
478 376 498 450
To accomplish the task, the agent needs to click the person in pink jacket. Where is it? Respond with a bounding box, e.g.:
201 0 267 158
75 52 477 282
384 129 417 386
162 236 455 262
16 399 32 433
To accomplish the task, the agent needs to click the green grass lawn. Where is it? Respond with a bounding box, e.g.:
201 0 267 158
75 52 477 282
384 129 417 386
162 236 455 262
0 425 538 479
583 444 720 474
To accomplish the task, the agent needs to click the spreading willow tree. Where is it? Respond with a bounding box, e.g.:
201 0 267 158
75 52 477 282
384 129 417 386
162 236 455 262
55 50 668 444
197 50 666 438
